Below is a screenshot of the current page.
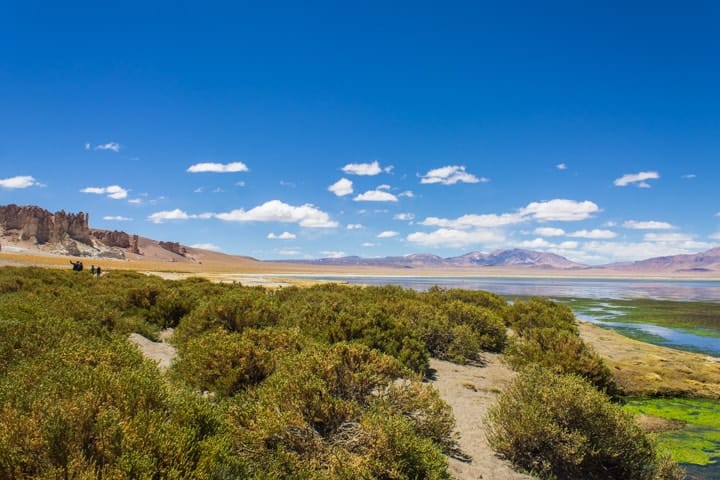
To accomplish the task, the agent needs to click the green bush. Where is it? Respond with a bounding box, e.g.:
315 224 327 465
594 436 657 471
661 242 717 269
486 366 680 480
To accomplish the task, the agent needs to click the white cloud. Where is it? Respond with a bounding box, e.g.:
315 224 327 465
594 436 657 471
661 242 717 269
613 171 660 188
644 233 694 242
559 241 580 249
267 231 297 240
194 187 204 193
605 221 618 227
682 174 697 179
534 227 566 237
0 175 40 189
399 190 415 198
710 233 720 240
95 142 120 152
102 215 132 221
376 184 391 191
346 224 364 230
321 251 346 258
342 160 385 176
214 200 338 228
84 143 91 151
80 185 128 200
277 248 302 256
556 163 567 170
147 209 191 224
377 230 399 238
421 213 524 229
420 165 487 185
190 243 222 252
394 213 415 221
187 162 249 173
407 228 505 248
518 238 553 249
236 181 246 187
128 198 143 205
362 242 376 247
353 190 399 202
520 199 600 221
623 220 675 230
568 229 617 239
328 178 353 196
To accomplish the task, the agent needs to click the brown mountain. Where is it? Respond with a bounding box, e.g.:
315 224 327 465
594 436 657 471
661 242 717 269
604 247 720 273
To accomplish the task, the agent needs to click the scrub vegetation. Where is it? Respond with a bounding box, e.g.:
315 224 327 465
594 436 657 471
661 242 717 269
0 267 684 479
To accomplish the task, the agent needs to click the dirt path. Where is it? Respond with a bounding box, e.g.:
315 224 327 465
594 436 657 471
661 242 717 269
128 329 176 372
429 355 533 480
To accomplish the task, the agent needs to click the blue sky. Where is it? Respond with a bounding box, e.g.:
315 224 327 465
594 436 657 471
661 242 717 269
2 1 719 264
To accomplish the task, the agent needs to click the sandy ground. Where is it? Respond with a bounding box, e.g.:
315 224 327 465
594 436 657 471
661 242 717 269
128 329 176 372
429 356 533 480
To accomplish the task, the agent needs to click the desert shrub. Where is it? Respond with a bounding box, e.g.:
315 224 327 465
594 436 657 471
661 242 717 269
173 327 306 396
504 327 615 392
486 366 678 480
508 297 577 335
445 301 507 352
178 287 279 340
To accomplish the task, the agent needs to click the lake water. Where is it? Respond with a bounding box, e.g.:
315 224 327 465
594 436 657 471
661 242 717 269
307 276 720 302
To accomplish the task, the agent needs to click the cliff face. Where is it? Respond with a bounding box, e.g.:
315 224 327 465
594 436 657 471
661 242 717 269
0 204 91 245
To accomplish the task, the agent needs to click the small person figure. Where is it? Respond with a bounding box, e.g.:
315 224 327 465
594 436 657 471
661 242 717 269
96 266 102 278
91 265 96 275
70 260 81 271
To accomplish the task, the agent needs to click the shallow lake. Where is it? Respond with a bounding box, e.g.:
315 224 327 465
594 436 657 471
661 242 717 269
305 276 720 302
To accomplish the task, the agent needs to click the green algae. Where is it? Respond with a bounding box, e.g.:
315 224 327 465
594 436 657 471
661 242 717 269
624 398 720 466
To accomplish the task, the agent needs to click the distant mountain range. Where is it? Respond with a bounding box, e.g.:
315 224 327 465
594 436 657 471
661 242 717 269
2 203 720 275
287 247 720 274
289 248 587 269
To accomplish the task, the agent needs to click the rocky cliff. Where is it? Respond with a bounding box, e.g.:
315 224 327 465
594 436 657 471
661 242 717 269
0 204 92 245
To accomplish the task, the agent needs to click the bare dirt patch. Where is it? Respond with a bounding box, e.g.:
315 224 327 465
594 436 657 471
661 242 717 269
128 329 177 372
429 356 533 480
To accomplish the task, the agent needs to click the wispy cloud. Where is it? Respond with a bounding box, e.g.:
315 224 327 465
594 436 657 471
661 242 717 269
682 174 697 179
102 215 132 221
94 142 121 152
613 171 659 188
341 160 389 176
214 200 338 228
568 229 617 239
321 251 346 258
420 165 487 185
556 163 568 170
80 185 128 200
623 220 674 230
353 189 399 202
394 213 415 221
328 178 353 196
362 242 377 247
190 243 222 252
377 230 399 238
187 162 249 173
0 175 41 189
534 227 566 237
346 224 364 229
644 233 693 242
399 190 415 198
407 228 505 248
147 209 191 223
267 232 297 240
421 213 524 229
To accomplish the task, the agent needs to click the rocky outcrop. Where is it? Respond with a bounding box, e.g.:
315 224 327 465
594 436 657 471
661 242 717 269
0 204 91 245
90 229 131 248
158 241 186 257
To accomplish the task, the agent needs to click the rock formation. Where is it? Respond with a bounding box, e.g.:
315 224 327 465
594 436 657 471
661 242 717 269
90 229 131 248
0 204 91 245
158 241 186 257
